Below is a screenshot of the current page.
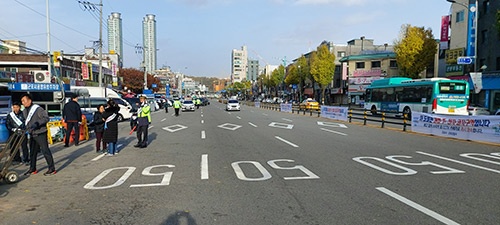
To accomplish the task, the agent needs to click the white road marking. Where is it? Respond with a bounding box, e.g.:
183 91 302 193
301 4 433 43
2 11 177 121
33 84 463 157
282 118 293 122
117 144 123 149
275 136 299 148
161 118 166 122
269 122 294 129
376 187 460 225
201 130 206 139
417 151 500 174
148 125 154 130
320 128 347 136
201 114 204 117
201 154 209 180
201 120 204 124
248 122 257 127
91 154 106 161
236 116 242 120
218 123 242 131
163 124 188 133
317 121 348 128
262 113 268 116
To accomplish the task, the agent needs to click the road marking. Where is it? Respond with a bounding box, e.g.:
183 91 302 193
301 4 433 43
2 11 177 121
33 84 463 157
251 110 254 113
201 114 204 117
201 120 204 124
320 128 347 136
282 118 293 122
201 154 209 180
91 154 106 161
269 122 294 129
117 144 123 149
236 116 242 120
317 121 348 128
262 113 268 116
417 151 500 174
161 118 166 122
162 124 188 133
376 187 460 225
248 122 257 127
148 125 154 130
218 123 242 131
201 130 206 139
275 136 298 148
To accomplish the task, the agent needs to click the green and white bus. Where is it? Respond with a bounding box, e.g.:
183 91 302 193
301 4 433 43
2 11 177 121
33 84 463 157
364 77 470 117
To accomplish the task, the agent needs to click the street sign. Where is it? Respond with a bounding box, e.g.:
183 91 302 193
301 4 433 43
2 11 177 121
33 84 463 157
152 83 157 88
457 57 472 65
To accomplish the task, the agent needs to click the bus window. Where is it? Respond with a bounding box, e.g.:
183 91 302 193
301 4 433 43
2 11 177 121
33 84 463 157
365 89 372 101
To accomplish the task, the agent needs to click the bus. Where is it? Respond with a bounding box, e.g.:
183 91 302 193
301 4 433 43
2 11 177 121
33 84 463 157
364 77 469 118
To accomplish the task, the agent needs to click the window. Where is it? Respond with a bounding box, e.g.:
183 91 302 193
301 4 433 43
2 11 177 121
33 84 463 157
483 0 490 15
496 57 500 70
355 62 365 69
337 51 346 57
3 67 18 72
371 61 381 68
481 29 488 44
456 10 465 23
390 60 397 68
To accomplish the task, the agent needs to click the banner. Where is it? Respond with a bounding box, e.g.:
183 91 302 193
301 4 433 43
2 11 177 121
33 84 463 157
440 15 450 50
412 112 500 144
81 63 89 80
469 72 482 94
280 103 292 113
320 106 348 121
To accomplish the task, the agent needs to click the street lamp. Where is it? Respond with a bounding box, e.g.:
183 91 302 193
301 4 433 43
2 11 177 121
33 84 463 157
446 0 479 72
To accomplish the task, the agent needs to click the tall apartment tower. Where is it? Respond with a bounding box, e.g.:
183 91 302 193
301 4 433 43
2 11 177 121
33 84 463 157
231 45 248 83
107 12 123 67
143 14 157 73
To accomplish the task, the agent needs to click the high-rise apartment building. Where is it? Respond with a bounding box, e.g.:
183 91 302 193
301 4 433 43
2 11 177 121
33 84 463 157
247 59 259 82
143 14 157 73
107 12 123 67
231 46 248 83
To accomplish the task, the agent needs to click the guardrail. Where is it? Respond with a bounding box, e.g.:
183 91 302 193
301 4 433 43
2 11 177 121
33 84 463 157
347 110 411 131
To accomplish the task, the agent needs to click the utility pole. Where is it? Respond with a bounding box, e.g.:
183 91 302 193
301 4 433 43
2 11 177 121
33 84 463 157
46 0 51 74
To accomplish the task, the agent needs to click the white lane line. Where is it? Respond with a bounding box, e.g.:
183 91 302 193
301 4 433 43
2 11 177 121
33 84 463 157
161 118 166 122
236 116 242 120
417 151 500 174
148 125 154 130
201 154 209 180
282 118 293 122
201 114 204 117
275 136 299 148
320 128 347 136
201 120 204 124
91 154 106 161
248 122 257 127
201 130 206 139
376 187 460 225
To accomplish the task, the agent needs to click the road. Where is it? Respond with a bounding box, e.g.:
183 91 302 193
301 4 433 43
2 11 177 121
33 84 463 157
1 100 499 225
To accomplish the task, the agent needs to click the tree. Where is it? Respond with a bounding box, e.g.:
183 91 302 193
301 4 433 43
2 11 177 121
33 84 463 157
119 68 162 93
394 24 437 78
270 65 285 97
296 55 310 102
285 64 300 85
310 44 336 104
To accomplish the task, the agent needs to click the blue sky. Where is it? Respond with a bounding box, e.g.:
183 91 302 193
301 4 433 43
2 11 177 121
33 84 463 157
1 0 453 78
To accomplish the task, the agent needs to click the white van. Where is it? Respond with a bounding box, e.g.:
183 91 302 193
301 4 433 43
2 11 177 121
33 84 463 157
70 87 132 121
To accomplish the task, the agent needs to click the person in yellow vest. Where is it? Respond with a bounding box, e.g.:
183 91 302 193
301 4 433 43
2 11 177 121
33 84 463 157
196 98 201 109
173 97 182 116
134 95 151 148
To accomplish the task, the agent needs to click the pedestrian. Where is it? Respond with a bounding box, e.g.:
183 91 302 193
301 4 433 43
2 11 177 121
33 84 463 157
102 100 120 156
93 104 106 153
134 95 151 148
5 101 29 165
173 97 181 116
196 98 201 109
164 100 169 113
62 93 82 147
21 93 56 176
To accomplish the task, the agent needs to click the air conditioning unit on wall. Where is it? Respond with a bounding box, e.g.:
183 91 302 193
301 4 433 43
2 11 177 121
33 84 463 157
31 70 51 83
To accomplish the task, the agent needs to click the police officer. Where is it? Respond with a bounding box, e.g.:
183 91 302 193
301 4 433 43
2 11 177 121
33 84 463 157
134 95 151 148
173 97 181 116
196 98 201 109
63 93 82 147
5 101 29 165
21 93 56 176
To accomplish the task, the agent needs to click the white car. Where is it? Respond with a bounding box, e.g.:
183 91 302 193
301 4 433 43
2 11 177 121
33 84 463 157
226 99 240 111
468 105 490 116
182 100 195 111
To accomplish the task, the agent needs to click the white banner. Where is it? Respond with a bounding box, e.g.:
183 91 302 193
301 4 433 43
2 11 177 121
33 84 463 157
280 103 292 113
412 112 500 144
470 72 482 94
320 106 348 121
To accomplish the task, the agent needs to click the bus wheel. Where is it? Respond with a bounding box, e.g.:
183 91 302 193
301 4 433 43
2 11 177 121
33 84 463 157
370 106 377 115
403 107 411 120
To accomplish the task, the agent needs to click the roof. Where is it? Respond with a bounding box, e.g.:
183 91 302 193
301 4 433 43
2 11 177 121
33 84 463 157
339 52 396 62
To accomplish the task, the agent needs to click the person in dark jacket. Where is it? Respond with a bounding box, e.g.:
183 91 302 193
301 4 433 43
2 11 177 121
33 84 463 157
62 94 82 147
5 101 29 164
21 93 56 176
93 104 106 153
102 100 120 156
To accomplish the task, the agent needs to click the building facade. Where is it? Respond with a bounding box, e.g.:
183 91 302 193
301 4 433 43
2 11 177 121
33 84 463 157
107 12 123 67
247 59 259 82
0 40 27 54
143 14 157 73
231 46 248 83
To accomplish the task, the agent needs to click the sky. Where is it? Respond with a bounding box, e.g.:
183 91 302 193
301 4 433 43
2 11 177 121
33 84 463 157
1 0 454 78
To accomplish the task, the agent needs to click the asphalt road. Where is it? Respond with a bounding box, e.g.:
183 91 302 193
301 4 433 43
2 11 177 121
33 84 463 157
0 100 499 225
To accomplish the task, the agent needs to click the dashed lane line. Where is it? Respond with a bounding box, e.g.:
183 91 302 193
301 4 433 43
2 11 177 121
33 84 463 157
275 136 298 148
320 128 347 136
201 130 206 139
248 122 257 127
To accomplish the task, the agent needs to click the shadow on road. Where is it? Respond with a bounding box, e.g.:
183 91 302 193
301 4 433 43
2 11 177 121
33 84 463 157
161 211 197 225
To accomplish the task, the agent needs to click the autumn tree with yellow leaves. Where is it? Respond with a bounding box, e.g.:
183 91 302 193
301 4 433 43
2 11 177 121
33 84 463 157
394 24 437 79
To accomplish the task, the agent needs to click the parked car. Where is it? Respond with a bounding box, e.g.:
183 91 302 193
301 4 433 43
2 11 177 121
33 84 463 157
299 98 320 110
200 97 210 106
110 97 133 121
468 105 490 116
182 100 195 111
226 99 240 111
